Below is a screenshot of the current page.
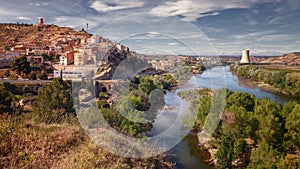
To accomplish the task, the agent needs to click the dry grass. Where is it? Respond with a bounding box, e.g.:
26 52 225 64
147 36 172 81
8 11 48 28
0 115 174 169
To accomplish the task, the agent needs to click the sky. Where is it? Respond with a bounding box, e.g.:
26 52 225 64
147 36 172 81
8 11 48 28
0 0 300 56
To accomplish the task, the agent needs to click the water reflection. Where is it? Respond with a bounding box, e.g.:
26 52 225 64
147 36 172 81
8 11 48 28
194 66 290 104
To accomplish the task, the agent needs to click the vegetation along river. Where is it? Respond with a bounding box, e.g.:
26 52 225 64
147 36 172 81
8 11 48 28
151 65 293 169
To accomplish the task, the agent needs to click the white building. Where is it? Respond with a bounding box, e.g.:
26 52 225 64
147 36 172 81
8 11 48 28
54 70 85 79
59 56 68 65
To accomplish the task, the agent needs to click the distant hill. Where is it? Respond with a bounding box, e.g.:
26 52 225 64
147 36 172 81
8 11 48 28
260 52 300 66
0 23 90 52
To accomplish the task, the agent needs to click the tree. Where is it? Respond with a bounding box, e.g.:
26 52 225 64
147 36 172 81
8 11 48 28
32 78 75 123
4 69 10 77
41 53 52 61
233 139 247 159
226 92 256 111
129 95 145 111
54 54 61 60
248 142 278 169
254 98 284 148
0 84 13 114
196 96 211 129
277 154 300 169
138 76 157 95
284 104 300 152
28 72 37 80
216 136 234 168
10 55 31 75
38 71 47 80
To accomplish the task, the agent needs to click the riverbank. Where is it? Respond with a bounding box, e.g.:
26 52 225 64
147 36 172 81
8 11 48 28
255 81 290 95
231 70 292 97
166 132 214 169
230 64 300 98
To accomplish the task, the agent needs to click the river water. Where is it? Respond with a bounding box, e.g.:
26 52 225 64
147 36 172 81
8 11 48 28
152 65 292 169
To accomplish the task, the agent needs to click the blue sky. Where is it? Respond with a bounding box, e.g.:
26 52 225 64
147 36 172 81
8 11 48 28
0 0 299 56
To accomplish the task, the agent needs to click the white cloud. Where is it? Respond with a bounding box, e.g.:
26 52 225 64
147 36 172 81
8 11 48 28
167 42 178 46
29 2 48 7
150 0 274 22
17 16 32 20
145 31 161 37
53 16 99 30
248 19 257 26
90 0 144 12
268 16 282 24
257 34 295 42
232 30 276 39
29 3 41 6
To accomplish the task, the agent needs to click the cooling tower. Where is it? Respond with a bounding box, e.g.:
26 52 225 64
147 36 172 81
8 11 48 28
240 50 250 63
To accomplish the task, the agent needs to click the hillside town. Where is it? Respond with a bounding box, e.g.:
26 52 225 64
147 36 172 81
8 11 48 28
0 18 129 80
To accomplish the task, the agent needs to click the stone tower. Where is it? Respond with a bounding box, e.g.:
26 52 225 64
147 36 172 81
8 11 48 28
39 18 44 25
240 49 250 63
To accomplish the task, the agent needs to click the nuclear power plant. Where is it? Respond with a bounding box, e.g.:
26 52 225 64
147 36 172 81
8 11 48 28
240 49 250 63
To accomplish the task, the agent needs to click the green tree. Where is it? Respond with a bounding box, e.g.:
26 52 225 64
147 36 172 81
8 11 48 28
97 100 110 109
0 84 13 114
284 104 300 152
53 54 60 60
129 95 145 111
216 136 234 168
227 92 256 111
254 98 284 148
10 55 31 75
4 69 10 77
28 72 37 80
38 71 47 80
138 76 157 94
32 78 75 123
196 96 211 129
277 154 300 169
248 142 278 169
233 139 247 159
41 53 52 61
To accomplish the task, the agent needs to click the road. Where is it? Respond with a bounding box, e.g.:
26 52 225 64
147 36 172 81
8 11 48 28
0 79 52 84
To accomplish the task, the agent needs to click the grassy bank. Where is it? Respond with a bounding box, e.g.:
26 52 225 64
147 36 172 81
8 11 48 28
0 114 174 169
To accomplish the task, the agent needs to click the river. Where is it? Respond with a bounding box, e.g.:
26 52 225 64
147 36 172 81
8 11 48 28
152 65 292 169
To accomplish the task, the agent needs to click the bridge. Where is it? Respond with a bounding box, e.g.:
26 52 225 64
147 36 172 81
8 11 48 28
95 79 125 96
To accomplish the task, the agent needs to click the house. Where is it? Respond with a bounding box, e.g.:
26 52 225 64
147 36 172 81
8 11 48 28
74 51 83 66
11 45 26 56
60 51 76 65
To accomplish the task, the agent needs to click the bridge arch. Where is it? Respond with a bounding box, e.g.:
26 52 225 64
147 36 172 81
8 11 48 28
100 86 108 93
